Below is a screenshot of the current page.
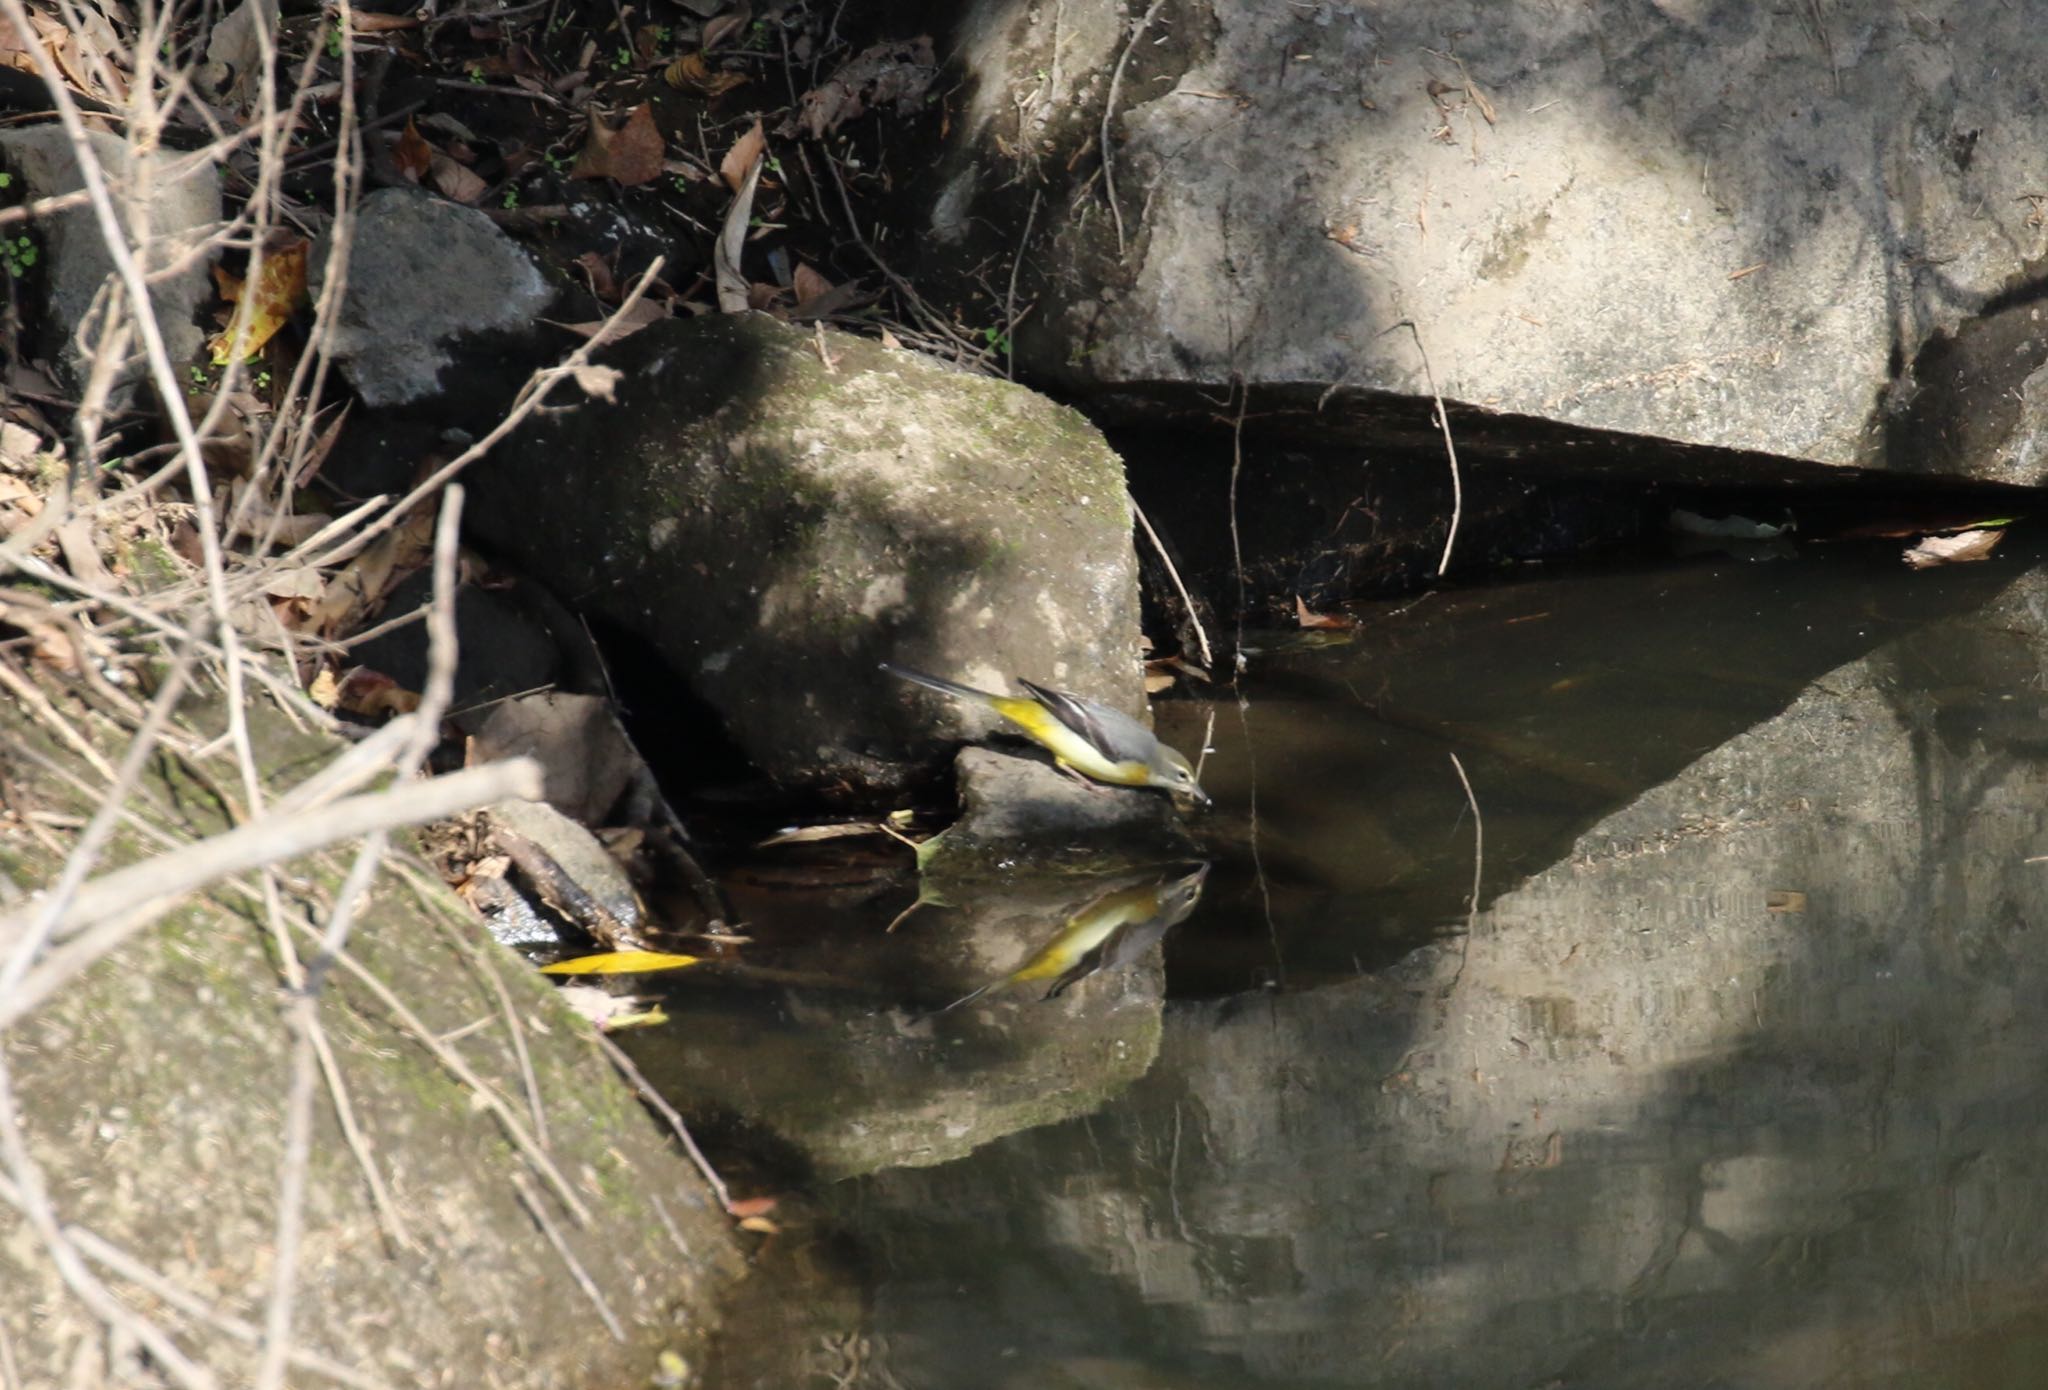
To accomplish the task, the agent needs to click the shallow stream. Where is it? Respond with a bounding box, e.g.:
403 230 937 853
647 539 2048 1389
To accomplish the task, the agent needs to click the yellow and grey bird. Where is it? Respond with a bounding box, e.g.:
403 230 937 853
944 863 1211 1010
881 661 1209 805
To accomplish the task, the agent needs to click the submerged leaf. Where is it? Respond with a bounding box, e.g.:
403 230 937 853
1903 528 2004 569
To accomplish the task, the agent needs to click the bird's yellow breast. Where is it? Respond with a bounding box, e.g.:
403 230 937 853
987 696 1151 787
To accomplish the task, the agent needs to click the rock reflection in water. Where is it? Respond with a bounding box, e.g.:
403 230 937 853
712 557 2048 1390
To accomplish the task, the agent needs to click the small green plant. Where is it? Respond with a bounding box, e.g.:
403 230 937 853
254 369 272 391
188 365 209 387
981 325 1012 356
502 185 521 209
744 19 769 49
650 24 671 43
765 155 784 176
325 27 342 58
671 175 689 194
0 172 12 188
1 234 36 278
543 150 568 173
611 46 632 70
467 64 485 84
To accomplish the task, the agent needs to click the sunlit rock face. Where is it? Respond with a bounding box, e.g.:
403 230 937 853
820 565 2048 1388
930 0 2048 483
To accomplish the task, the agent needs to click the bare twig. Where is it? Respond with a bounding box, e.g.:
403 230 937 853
1002 187 1042 380
510 1173 623 1342
1382 319 1464 576
591 1030 732 1214
1101 0 1170 257
300 260 667 572
1443 749 1483 996
0 761 543 1031
50 1212 398 1389
1129 492 1212 671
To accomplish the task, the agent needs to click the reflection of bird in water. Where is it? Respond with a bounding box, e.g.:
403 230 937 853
943 863 1211 1011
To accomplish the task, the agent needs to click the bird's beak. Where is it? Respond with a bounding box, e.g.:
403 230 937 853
1188 786 1212 809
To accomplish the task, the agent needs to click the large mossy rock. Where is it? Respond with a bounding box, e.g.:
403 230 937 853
924 0 2048 481
0 690 741 1386
465 313 1146 794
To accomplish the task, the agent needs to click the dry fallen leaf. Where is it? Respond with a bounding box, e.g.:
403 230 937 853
716 151 765 313
307 666 341 710
726 1195 778 1219
1903 528 2004 569
574 250 620 302
430 152 489 204
663 50 748 96
1294 594 1357 630
719 119 766 193
791 262 833 307
209 239 310 364
547 297 670 345
701 5 752 51
571 102 666 187
540 950 703 976
336 668 421 720
395 117 434 182
783 36 937 139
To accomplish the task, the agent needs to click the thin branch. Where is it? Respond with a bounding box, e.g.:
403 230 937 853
1442 749 1483 996
1101 0 1169 257
0 761 544 1031
1382 319 1465 576
1002 187 1042 380
1129 492 1212 671
591 1030 732 1214
510 1172 623 1342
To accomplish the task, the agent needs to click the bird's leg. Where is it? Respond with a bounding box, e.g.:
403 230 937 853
1055 759 1113 795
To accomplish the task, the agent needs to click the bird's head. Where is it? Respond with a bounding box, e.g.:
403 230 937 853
1147 744 1210 807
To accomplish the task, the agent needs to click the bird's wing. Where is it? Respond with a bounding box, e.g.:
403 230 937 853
1016 680 1154 764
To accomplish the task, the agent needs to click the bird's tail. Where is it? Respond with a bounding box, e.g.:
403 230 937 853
880 661 1001 705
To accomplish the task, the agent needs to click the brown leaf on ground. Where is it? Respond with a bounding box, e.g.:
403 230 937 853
574 251 620 302
430 151 489 204
663 51 748 96
701 5 752 52
719 119 766 193
395 117 434 182
336 668 421 720
782 36 937 139
350 12 421 31
791 262 833 306
547 297 670 345
571 102 666 186
1903 528 2004 569
309 505 437 638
